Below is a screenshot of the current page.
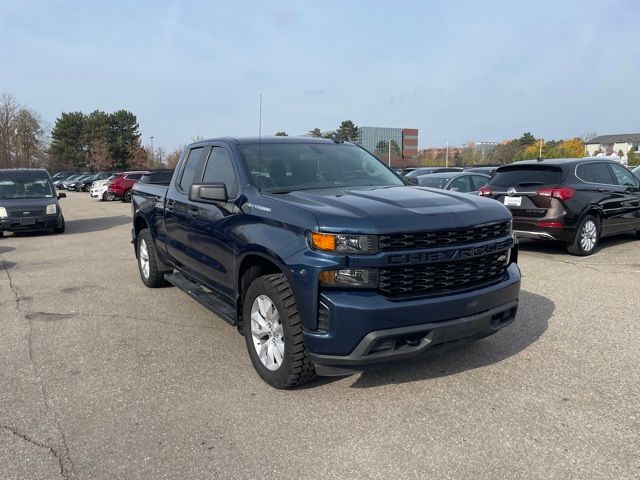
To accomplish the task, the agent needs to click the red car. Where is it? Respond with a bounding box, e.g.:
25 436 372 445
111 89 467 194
107 171 148 202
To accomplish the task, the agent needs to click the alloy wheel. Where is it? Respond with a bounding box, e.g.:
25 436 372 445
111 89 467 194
139 239 150 279
250 294 285 371
580 220 597 252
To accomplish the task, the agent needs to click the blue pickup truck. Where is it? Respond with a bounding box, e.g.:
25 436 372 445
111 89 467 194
131 136 521 388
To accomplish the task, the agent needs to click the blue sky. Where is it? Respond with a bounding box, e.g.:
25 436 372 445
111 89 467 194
1 0 638 150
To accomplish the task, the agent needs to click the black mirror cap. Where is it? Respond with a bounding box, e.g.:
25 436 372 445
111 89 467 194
57 192 66 199
189 183 227 204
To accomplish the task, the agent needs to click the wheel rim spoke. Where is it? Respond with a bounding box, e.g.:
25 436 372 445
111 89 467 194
250 294 284 371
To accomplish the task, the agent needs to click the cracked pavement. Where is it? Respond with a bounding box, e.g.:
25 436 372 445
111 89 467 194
0 193 639 479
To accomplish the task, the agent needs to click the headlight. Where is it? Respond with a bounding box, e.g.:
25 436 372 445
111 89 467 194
46 204 57 215
0 207 7 218
310 232 378 254
319 268 378 289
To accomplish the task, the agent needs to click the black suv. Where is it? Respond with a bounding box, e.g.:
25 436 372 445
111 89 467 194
479 158 640 255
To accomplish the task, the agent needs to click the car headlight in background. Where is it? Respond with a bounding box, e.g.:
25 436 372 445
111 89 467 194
46 204 57 215
311 232 378 254
0 207 7 218
319 268 378 289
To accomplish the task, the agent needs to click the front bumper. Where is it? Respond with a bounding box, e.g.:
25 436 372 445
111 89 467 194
91 186 108 198
304 262 521 374
1 214 63 233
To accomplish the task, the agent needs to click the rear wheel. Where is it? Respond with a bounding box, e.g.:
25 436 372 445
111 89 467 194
243 274 316 389
123 190 132 203
137 229 167 288
567 215 599 256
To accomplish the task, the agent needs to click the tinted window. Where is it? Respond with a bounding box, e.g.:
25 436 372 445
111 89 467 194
125 173 143 180
179 147 205 191
471 175 489 190
576 162 615 184
203 147 238 197
610 164 639 187
490 166 563 187
449 176 471 192
238 143 403 193
418 177 449 189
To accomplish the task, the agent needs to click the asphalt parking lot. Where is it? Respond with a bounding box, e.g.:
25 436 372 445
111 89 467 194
1 192 639 480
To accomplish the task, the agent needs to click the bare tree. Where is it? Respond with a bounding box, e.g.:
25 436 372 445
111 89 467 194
88 140 113 171
13 108 45 167
0 93 19 167
580 132 598 142
166 148 182 169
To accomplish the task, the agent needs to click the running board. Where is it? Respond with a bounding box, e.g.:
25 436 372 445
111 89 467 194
164 272 237 326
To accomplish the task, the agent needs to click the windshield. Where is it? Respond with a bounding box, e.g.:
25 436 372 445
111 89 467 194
237 143 403 193
418 177 449 189
0 171 54 199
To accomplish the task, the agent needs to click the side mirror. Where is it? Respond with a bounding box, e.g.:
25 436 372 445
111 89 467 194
189 183 227 204
57 193 66 199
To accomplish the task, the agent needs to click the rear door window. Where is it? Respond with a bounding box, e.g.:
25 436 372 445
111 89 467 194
448 176 471 192
471 175 489 190
490 166 563 188
576 162 616 184
179 147 206 192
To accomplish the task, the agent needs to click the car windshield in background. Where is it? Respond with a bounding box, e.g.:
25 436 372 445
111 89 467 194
237 143 403 193
0 172 54 199
419 177 449 189
489 166 563 187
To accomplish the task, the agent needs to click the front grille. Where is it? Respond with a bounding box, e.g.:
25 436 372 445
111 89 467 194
379 252 507 297
8 209 45 217
379 221 510 251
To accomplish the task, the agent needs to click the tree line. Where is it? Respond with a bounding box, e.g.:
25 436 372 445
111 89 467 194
420 133 591 167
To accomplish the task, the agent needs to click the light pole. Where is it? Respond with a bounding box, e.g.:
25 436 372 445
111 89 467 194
388 140 391 167
150 136 154 164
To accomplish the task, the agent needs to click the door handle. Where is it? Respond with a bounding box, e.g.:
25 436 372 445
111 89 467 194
187 207 200 217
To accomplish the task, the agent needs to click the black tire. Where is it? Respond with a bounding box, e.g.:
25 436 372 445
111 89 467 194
243 274 316 389
53 216 65 234
101 191 108 201
123 190 132 203
136 228 167 288
567 214 599 256
84 184 91 192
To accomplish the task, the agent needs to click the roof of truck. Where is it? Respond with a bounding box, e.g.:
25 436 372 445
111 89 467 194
195 136 352 145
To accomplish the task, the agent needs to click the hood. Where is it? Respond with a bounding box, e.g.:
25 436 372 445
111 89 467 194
265 186 511 234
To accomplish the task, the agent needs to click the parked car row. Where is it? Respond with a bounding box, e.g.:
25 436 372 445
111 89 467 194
399 159 640 255
52 170 174 203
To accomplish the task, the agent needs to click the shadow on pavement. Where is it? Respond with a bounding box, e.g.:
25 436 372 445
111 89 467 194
518 234 637 255
344 290 553 389
0 246 15 255
64 215 131 235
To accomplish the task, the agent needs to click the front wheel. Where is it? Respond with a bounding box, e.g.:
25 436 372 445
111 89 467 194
137 229 167 288
567 215 599 256
243 274 316 389
123 190 132 203
53 216 65 234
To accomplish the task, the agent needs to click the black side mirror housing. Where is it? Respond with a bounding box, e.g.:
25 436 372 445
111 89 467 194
57 193 66 199
189 183 227 204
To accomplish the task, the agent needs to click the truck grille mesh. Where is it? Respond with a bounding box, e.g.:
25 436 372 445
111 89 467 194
379 252 507 297
378 221 510 251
